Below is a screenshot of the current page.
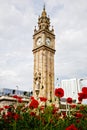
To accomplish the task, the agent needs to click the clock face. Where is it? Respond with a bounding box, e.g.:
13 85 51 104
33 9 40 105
46 38 51 46
36 37 42 46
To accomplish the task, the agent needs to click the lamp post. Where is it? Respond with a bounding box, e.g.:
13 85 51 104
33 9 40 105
16 86 19 95
56 78 61 87
79 78 84 91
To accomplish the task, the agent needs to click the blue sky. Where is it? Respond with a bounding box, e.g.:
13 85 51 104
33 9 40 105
0 0 87 91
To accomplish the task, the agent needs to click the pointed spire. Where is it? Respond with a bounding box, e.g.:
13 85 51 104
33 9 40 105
43 3 45 11
42 3 47 17
37 5 50 30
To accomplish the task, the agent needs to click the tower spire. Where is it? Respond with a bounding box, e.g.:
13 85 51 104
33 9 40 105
38 5 50 30
43 3 45 11
41 3 47 17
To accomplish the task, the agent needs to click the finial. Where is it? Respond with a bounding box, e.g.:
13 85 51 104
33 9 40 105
34 26 37 32
35 26 36 29
52 26 54 32
43 3 45 10
42 3 47 17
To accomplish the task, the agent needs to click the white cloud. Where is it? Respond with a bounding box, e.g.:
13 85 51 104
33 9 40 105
0 0 87 91
52 0 87 82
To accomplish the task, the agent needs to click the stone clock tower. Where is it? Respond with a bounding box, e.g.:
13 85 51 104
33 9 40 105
32 6 56 102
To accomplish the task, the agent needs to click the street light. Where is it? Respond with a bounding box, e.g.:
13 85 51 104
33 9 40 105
16 86 19 95
79 79 84 91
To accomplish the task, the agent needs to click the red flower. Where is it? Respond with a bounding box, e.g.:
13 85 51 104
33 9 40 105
29 99 39 109
78 92 87 100
30 112 36 116
74 112 83 118
39 97 47 102
13 95 18 99
78 87 87 101
55 88 64 98
30 96 34 100
78 96 83 102
17 97 23 103
52 107 59 114
13 113 19 120
6 112 12 118
66 97 72 104
4 105 10 109
66 124 78 130
78 92 84 101
0 108 4 112
40 106 45 111
79 105 84 110
82 87 87 99
70 104 76 108
3 114 7 120
78 92 84 98
82 87 87 94
13 95 23 102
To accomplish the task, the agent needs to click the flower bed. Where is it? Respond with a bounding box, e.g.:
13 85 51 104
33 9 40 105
0 87 87 130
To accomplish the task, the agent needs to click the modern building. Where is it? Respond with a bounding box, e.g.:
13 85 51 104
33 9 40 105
61 78 78 101
57 78 87 102
32 6 56 102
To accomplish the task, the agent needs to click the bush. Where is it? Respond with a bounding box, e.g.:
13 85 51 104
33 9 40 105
0 87 87 130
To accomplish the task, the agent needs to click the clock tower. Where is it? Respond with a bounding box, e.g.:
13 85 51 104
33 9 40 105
32 6 56 102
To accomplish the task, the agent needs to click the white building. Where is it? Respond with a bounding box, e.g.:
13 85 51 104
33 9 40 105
60 78 87 103
61 78 78 101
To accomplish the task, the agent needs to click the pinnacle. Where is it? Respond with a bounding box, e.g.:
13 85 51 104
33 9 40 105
41 4 47 17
